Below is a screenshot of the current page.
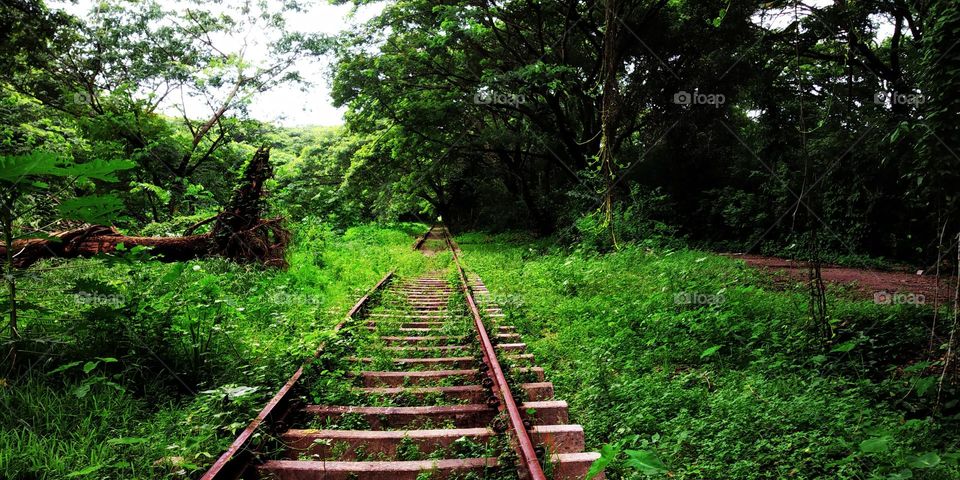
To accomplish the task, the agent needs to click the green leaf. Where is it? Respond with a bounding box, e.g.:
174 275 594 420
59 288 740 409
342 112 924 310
82 361 98 374
586 443 619 479
160 263 187 283
700 345 722 359
58 194 125 224
107 437 148 446
914 376 937 397
65 464 103 477
623 449 668 474
130 181 171 202
903 361 932 373
61 159 135 182
222 385 259 399
72 383 91 398
909 452 941 468
831 340 858 353
47 361 83 375
72 383 90 398
860 436 891 453
887 469 913 479
0 151 65 183
711 1 730 28
0 154 132 185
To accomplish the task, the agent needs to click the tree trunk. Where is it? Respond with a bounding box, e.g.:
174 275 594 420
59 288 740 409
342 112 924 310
599 0 624 247
0 226 211 268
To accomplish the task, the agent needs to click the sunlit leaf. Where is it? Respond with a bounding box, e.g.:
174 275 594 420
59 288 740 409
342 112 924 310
58 195 125 224
831 340 858 353
624 449 668 474
700 345 722 359
860 436 891 453
909 452 941 468
65 464 103 477
82 361 98 374
107 437 149 446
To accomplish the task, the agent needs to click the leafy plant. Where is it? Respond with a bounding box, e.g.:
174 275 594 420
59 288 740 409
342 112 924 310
0 151 132 346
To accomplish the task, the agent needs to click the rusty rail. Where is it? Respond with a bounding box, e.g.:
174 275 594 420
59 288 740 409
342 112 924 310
412 231 429 250
201 269 395 480
441 227 548 480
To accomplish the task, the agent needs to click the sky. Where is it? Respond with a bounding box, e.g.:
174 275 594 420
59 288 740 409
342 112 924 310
247 2 385 126
52 0 385 127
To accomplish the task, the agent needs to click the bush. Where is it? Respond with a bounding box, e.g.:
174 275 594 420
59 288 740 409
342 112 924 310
574 186 679 251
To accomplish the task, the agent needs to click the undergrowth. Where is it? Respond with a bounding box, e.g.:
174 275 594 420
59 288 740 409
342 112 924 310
455 232 960 480
0 221 428 479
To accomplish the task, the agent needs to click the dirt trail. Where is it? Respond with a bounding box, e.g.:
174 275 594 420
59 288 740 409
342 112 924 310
728 253 958 303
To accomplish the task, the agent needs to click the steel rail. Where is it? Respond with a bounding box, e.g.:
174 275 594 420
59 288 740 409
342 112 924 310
412 231 429 250
202 269 395 480
441 227 548 480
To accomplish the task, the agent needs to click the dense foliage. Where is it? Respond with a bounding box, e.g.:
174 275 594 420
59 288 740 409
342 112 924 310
327 0 960 263
456 232 960 479
1 222 429 478
4 0 960 260
2 0 960 479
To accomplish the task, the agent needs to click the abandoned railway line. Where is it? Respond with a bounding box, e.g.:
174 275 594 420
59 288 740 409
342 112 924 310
202 226 600 480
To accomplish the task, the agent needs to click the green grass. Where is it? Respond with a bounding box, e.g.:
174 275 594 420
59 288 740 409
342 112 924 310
1 220 430 479
454 232 960 480
5 224 957 479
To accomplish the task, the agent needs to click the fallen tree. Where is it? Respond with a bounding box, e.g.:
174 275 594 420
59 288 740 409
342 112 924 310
0 146 290 269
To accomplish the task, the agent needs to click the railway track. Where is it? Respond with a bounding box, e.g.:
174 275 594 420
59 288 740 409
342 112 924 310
203 226 600 480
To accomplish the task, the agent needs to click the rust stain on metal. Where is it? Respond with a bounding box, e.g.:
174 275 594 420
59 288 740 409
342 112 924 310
443 227 549 480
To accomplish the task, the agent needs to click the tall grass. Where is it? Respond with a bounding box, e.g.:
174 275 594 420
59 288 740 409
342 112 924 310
1 221 429 479
455 232 959 479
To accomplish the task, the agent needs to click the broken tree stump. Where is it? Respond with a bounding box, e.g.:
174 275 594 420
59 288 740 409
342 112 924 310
0 146 290 268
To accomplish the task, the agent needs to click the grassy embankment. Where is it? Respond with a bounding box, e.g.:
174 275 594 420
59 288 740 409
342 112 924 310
457 232 959 480
1 221 429 479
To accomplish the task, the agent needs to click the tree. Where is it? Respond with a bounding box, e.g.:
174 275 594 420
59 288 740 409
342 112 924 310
5 0 325 218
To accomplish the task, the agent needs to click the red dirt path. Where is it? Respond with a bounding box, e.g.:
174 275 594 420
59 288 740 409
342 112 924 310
726 253 958 303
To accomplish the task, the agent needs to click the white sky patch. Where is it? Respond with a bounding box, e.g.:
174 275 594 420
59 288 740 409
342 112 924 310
51 0 384 127
753 0 896 41
250 2 385 126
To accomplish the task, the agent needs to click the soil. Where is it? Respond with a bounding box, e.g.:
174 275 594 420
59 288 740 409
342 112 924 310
726 253 958 304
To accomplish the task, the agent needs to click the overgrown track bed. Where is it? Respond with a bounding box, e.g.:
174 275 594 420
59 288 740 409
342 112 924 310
203 226 599 480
